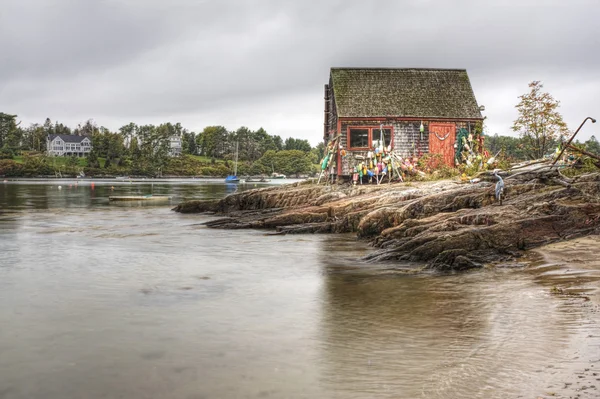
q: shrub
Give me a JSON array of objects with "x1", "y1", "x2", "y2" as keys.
[{"x1": 0, "y1": 159, "x2": 23, "y2": 176}]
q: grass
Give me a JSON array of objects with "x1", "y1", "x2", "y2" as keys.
[
  {"x1": 48, "y1": 157, "x2": 88, "y2": 168},
  {"x1": 12, "y1": 155, "x2": 88, "y2": 167},
  {"x1": 11, "y1": 154, "x2": 222, "y2": 169},
  {"x1": 188, "y1": 155, "x2": 226, "y2": 164}
]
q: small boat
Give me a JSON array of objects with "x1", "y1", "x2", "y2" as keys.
[
  {"x1": 109, "y1": 195, "x2": 172, "y2": 201},
  {"x1": 245, "y1": 177, "x2": 271, "y2": 183},
  {"x1": 115, "y1": 176, "x2": 130, "y2": 180},
  {"x1": 270, "y1": 162, "x2": 286, "y2": 179},
  {"x1": 225, "y1": 142, "x2": 240, "y2": 183}
]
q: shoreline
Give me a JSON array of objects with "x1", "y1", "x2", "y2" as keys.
[{"x1": 174, "y1": 171, "x2": 600, "y2": 272}]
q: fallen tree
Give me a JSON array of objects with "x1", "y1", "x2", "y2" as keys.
[{"x1": 173, "y1": 166, "x2": 600, "y2": 271}]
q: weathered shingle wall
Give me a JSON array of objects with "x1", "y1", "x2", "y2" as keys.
[
  {"x1": 339, "y1": 120, "x2": 476, "y2": 175},
  {"x1": 326, "y1": 82, "x2": 338, "y2": 144},
  {"x1": 340, "y1": 120, "x2": 429, "y2": 175}
]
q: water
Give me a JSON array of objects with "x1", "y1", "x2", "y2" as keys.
[{"x1": 1, "y1": 179, "x2": 599, "y2": 399}]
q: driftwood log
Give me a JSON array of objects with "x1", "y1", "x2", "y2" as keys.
[{"x1": 173, "y1": 170, "x2": 600, "y2": 271}]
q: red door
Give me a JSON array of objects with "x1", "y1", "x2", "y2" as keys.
[{"x1": 429, "y1": 123, "x2": 456, "y2": 167}]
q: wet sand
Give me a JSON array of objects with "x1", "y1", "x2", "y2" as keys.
[{"x1": 530, "y1": 236, "x2": 600, "y2": 399}]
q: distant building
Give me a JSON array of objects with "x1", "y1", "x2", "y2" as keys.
[
  {"x1": 324, "y1": 68, "x2": 483, "y2": 174},
  {"x1": 46, "y1": 134, "x2": 92, "y2": 157},
  {"x1": 169, "y1": 136, "x2": 182, "y2": 157}
]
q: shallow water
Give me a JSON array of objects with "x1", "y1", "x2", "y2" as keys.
[{"x1": 1, "y1": 180, "x2": 598, "y2": 399}]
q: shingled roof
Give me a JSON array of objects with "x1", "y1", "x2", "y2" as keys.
[
  {"x1": 48, "y1": 134, "x2": 90, "y2": 143},
  {"x1": 330, "y1": 68, "x2": 482, "y2": 119}
]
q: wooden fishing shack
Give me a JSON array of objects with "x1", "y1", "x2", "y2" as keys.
[{"x1": 323, "y1": 68, "x2": 484, "y2": 179}]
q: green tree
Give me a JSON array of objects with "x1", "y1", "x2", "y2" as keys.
[
  {"x1": 512, "y1": 81, "x2": 569, "y2": 159},
  {"x1": 486, "y1": 134, "x2": 529, "y2": 161},
  {"x1": 273, "y1": 135, "x2": 284, "y2": 151},
  {"x1": 66, "y1": 155, "x2": 79, "y2": 169},
  {"x1": 254, "y1": 128, "x2": 278, "y2": 155},
  {"x1": 43, "y1": 118, "x2": 54, "y2": 137},
  {"x1": 311, "y1": 142, "x2": 325, "y2": 162},
  {"x1": 74, "y1": 119, "x2": 98, "y2": 136},
  {"x1": 105, "y1": 131, "x2": 126, "y2": 166},
  {"x1": 54, "y1": 122, "x2": 71, "y2": 135},
  {"x1": 584, "y1": 136, "x2": 600, "y2": 155},
  {"x1": 0, "y1": 113, "x2": 21, "y2": 157},
  {"x1": 254, "y1": 150, "x2": 312, "y2": 177},
  {"x1": 198, "y1": 126, "x2": 228, "y2": 158},
  {"x1": 182, "y1": 131, "x2": 197, "y2": 155},
  {"x1": 129, "y1": 136, "x2": 140, "y2": 159},
  {"x1": 118, "y1": 122, "x2": 137, "y2": 155},
  {"x1": 22, "y1": 124, "x2": 46, "y2": 152},
  {"x1": 86, "y1": 149, "x2": 100, "y2": 168},
  {"x1": 284, "y1": 137, "x2": 312, "y2": 152}
]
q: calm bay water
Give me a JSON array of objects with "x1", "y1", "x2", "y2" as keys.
[{"x1": 1, "y1": 179, "x2": 599, "y2": 399}]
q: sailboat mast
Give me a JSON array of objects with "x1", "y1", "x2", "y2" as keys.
[{"x1": 234, "y1": 141, "x2": 239, "y2": 176}]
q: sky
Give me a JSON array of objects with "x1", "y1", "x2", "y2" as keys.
[{"x1": 1, "y1": 0, "x2": 599, "y2": 145}]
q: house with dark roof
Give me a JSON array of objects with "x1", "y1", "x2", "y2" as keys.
[
  {"x1": 47, "y1": 134, "x2": 92, "y2": 157},
  {"x1": 324, "y1": 68, "x2": 483, "y2": 175}
]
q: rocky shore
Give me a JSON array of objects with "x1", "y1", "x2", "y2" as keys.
[{"x1": 173, "y1": 168, "x2": 600, "y2": 271}]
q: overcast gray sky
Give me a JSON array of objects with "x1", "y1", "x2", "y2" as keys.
[{"x1": 1, "y1": 0, "x2": 599, "y2": 144}]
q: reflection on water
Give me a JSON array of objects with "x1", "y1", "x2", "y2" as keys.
[
  {"x1": 0, "y1": 181, "x2": 598, "y2": 399},
  {"x1": 0, "y1": 178, "x2": 284, "y2": 210}
]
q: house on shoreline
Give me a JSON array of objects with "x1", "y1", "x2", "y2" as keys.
[
  {"x1": 323, "y1": 68, "x2": 483, "y2": 176},
  {"x1": 46, "y1": 134, "x2": 92, "y2": 157}
]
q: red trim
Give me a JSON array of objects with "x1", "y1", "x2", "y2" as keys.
[
  {"x1": 336, "y1": 120, "x2": 342, "y2": 175},
  {"x1": 346, "y1": 125, "x2": 393, "y2": 150},
  {"x1": 428, "y1": 122, "x2": 456, "y2": 128},
  {"x1": 346, "y1": 127, "x2": 370, "y2": 150}
]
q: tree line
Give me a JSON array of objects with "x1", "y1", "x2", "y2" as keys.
[
  {"x1": 3, "y1": 80, "x2": 596, "y2": 177},
  {"x1": 0, "y1": 114, "x2": 322, "y2": 177},
  {"x1": 485, "y1": 133, "x2": 600, "y2": 161}
]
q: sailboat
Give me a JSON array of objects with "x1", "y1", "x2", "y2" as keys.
[
  {"x1": 225, "y1": 141, "x2": 240, "y2": 183},
  {"x1": 270, "y1": 161, "x2": 286, "y2": 179}
]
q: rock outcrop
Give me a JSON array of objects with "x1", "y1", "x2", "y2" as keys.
[{"x1": 173, "y1": 170, "x2": 600, "y2": 271}]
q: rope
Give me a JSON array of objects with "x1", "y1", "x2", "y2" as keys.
[{"x1": 432, "y1": 131, "x2": 451, "y2": 141}]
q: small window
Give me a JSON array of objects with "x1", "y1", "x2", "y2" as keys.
[
  {"x1": 347, "y1": 126, "x2": 394, "y2": 150},
  {"x1": 371, "y1": 128, "x2": 392, "y2": 147},
  {"x1": 349, "y1": 128, "x2": 369, "y2": 148}
]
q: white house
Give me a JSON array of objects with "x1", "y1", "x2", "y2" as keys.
[
  {"x1": 169, "y1": 136, "x2": 182, "y2": 157},
  {"x1": 47, "y1": 134, "x2": 92, "y2": 157}
]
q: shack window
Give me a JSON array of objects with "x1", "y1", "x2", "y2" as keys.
[
  {"x1": 347, "y1": 126, "x2": 394, "y2": 150},
  {"x1": 371, "y1": 128, "x2": 392, "y2": 147},
  {"x1": 349, "y1": 128, "x2": 369, "y2": 148}
]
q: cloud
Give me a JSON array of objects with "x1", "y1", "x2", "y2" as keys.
[{"x1": 1, "y1": 0, "x2": 599, "y2": 144}]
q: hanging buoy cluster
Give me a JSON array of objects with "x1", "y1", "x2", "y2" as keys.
[
  {"x1": 350, "y1": 125, "x2": 424, "y2": 185},
  {"x1": 454, "y1": 127, "x2": 492, "y2": 172},
  {"x1": 317, "y1": 134, "x2": 342, "y2": 184}
]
